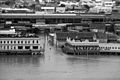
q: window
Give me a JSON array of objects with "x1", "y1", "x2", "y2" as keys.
[
  {"x1": 7, "y1": 46, "x2": 9, "y2": 49},
  {"x1": 11, "y1": 46, "x2": 12, "y2": 49},
  {"x1": 14, "y1": 46, "x2": 16, "y2": 49},
  {"x1": 11, "y1": 41, "x2": 12, "y2": 44},
  {"x1": 7, "y1": 41, "x2": 9, "y2": 44},
  {"x1": 118, "y1": 47, "x2": 120, "y2": 49},
  {"x1": 36, "y1": 40, "x2": 38, "y2": 43},
  {"x1": 25, "y1": 46, "x2": 30, "y2": 49},
  {"x1": 28, "y1": 41, "x2": 30, "y2": 43},
  {"x1": 0, "y1": 41, "x2": 2, "y2": 44},
  {"x1": 4, "y1": 46, "x2": 6, "y2": 49},
  {"x1": 4, "y1": 41, "x2": 6, "y2": 44},
  {"x1": 18, "y1": 46, "x2": 23, "y2": 49},
  {"x1": 109, "y1": 47, "x2": 111, "y2": 49},
  {"x1": 112, "y1": 47, "x2": 114, "y2": 49},
  {"x1": 33, "y1": 40, "x2": 34, "y2": 43},
  {"x1": 115, "y1": 47, "x2": 117, "y2": 49},
  {"x1": 18, "y1": 41, "x2": 20, "y2": 44},
  {"x1": 33, "y1": 46, "x2": 38, "y2": 49},
  {"x1": 21, "y1": 41, "x2": 23, "y2": 44},
  {"x1": 25, "y1": 41, "x2": 27, "y2": 43},
  {"x1": 14, "y1": 41, "x2": 16, "y2": 44},
  {"x1": 0, "y1": 46, "x2": 2, "y2": 49}
]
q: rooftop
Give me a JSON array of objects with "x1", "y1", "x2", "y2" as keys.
[
  {"x1": 0, "y1": 13, "x2": 105, "y2": 18},
  {"x1": 0, "y1": 33, "x2": 39, "y2": 38}
]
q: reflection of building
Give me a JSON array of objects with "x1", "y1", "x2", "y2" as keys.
[{"x1": 0, "y1": 56, "x2": 44, "y2": 65}]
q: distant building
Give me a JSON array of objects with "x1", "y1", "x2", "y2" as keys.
[
  {"x1": 59, "y1": 1, "x2": 79, "y2": 6},
  {"x1": 0, "y1": 0, "x2": 9, "y2": 4},
  {"x1": 45, "y1": 0, "x2": 52, "y2": 3},
  {"x1": 41, "y1": 7, "x2": 55, "y2": 13},
  {"x1": 56, "y1": 7, "x2": 65, "y2": 13},
  {"x1": 80, "y1": 0, "x2": 96, "y2": 7},
  {"x1": 103, "y1": 0, "x2": 115, "y2": 7},
  {"x1": 86, "y1": 0, "x2": 115, "y2": 13}
]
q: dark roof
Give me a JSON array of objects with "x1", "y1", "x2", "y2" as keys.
[
  {"x1": 110, "y1": 13, "x2": 120, "y2": 19},
  {"x1": 95, "y1": 32, "x2": 107, "y2": 39},
  {"x1": 90, "y1": 23, "x2": 106, "y2": 29},
  {"x1": 107, "y1": 33, "x2": 119, "y2": 40},
  {"x1": 56, "y1": 32, "x2": 69, "y2": 38},
  {"x1": 56, "y1": 32, "x2": 94, "y2": 40},
  {"x1": 68, "y1": 32, "x2": 94, "y2": 39}
]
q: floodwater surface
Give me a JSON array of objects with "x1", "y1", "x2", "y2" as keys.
[{"x1": 0, "y1": 37, "x2": 120, "y2": 80}]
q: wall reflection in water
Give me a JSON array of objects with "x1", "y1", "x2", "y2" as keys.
[{"x1": 0, "y1": 55, "x2": 45, "y2": 66}]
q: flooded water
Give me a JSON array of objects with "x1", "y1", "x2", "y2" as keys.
[{"x1": 0, "y1": 36, "x2": 120, "y2": 80}]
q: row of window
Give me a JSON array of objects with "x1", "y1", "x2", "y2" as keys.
[
  {"x1": 0, "y1": 46, "x2": 39, "y2": 50},
  {"x1": 0, "y1": 40, "x2": 39, "y2": 44},
  {"x1": 74, "y1": 46, "x2": 99, "y2": 50},
  {"x1": 67, "y1": 46, "x2": 120, "y2": 50},
  {"x1": 100, "y1": 47, "x2": 120, "y2": 50}
]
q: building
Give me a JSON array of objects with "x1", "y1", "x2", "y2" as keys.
[
  {"x1": 41, "y1": 7, "x2": 55, "y2": 13},
  {"x1": 103, "y1": 0, "x2": 115, "y2": 7},
  {"x1": 0, "y1": 30, "x2": 44, "y2": 55}
]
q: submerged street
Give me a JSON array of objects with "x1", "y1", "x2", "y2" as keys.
[{"x1": 0, "y1": 36, "x2": 120, "y2": 80}]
